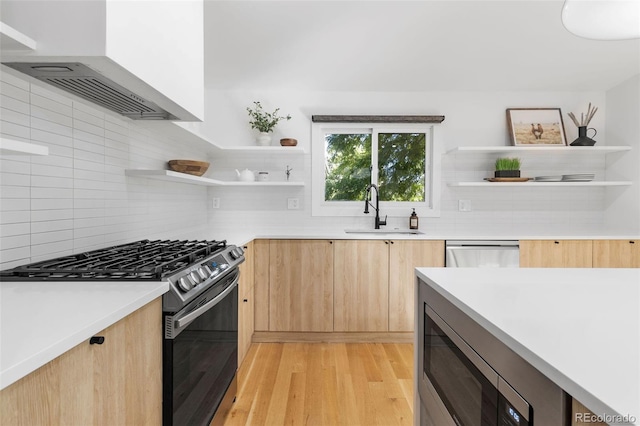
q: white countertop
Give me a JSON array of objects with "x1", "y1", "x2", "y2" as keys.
[
  {"x1": 0, "y1": 281, "x2": 168, "y2": 390},
  {"x1": 416, "y1": 267, "x2": 640, "y2": 424}
]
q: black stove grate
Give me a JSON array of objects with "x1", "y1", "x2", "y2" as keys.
[{"x1": 0, "y1": 239, "x2": 227, "y2": 281}]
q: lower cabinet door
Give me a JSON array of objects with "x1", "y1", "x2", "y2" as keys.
[
  {"x1": 268, "y1": 240, "x2": 334, "y2": 331},
  {"x1": 0, "y1": 298, "x2": 162, "y2": 425},
  {"x1": 334, "y1": 240, "x2": 389, "y2": 332}
]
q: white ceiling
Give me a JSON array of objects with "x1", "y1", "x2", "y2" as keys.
[{"x1": 203, "y1": 0, "x2": 640, "y2": 92}]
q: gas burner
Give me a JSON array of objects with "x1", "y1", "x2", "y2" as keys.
[{"x1": 0, "y1": 239, "x2": 227, "y2": 281}]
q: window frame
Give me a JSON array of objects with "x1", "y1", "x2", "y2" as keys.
[{"x1": 311, "y1": 121, "x2": 441, "y2": 217}]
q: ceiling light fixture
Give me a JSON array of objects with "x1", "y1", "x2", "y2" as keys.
[{"x1": 561, "y1": 0, "x2": 640, "y2": 40}]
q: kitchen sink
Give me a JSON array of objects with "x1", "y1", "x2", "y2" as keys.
[{"x1": 344, "y1": 229, "x2": 424, "y2": 235}]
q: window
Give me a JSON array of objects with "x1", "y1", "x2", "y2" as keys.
[{"x1": 312, "y1": 121, "x2": 441, "y2": 217}]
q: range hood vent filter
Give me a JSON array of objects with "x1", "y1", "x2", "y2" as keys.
[{"x1": 3, "y1": 62, "x2": 176, "y2": 120}]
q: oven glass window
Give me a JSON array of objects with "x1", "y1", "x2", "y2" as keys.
[
  {"x1": 166, "y1": 284, "x2": 238, "y2": 425},
  {"x1": 424, "y1": 312, "x2": 497, "y2": 425}
]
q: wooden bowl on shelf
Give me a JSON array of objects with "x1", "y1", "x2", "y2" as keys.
[
  {"x1": 167, "y1": 160, "x2": 210, "y2": 177},
  {"x1": 280, "y1": 138, "x2": 298, "y2": 147}
]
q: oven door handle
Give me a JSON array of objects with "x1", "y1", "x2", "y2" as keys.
[{"x1": 176, "y1": 272, "x2": 239, "y2": 329}]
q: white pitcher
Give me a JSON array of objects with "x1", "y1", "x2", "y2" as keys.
[{"x1": 235, "y1": 169, "x2": 255, "y2": 182}]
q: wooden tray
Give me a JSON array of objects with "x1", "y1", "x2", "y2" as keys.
[{"x1": 484, "y1": 177, "x2": 531, "y2": 182}]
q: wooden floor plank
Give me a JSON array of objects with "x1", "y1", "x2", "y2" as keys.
[{"x1": 224, "y1": 343, "x2": 414, "y2": 426}]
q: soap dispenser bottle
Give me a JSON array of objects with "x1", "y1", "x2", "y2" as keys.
[{"x1": 409, "y1": 208, "x2": 419, "y2": 229}]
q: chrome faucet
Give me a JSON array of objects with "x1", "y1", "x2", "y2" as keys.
[{"x1": 364, "y1": 184, "x2": 387, "y2": 229}]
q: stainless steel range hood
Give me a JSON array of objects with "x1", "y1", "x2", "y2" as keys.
[{"x1": 3, "y1": 62, "x2": 177, "y2": 120}]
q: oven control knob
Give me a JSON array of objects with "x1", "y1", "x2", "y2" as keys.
[
  {"x1": 189, "y1": 271, "x2": 202, "y2": 284},
  {"x1": 203, "y1": 265, "x2": 213, "y2": 276},
  {"x1": 197, "y1": 268, "x2": 208, "y2": 280},
  {"x1": 229, "y1": 247, "x2": 243, "y2": 259},
  {"x1": 177, "y1": 276, "x2": 193, "y2": 292}
]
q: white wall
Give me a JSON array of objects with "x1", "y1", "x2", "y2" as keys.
[
  {"x1": 0, "y1": 69, "x2": 209, "y2": 270},
  {"x1": 200, "y1": 89, "x2": 630, "y2": 237},
  {"x1": 604, "y1": 75, "x2": 640, "y2": 234}
]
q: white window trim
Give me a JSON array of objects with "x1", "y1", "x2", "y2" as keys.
[{"x1": 311, "y1": 122, "x2": 441, "y2": 217}]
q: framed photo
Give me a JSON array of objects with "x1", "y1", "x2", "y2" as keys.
[{"x1": 506, "y1": 108, "x2": 567, "y2": 146}]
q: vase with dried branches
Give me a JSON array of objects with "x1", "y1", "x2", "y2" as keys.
[{"x1": 567, "y1": 103, "x2": 598, "y2": 146}]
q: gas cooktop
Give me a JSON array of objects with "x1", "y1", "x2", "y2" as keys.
[{"x1": 0, "y1": 239, "x2": 227, "y2": 281}]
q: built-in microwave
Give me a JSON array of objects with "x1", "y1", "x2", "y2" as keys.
[
  {"x1": 416, "y1": 277, "x2": 568, "y2": 426},
  {"x1": 423, "y1": 305, "x2": 530, "y2": 425}
]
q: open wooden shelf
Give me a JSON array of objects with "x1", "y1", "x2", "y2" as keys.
[
  {"x1": 446, "y1": 146, "x2": 631, "y2": 155},
  {"x1": 125, "y1": 169, "x2": 304, "y2": 187},
  {"x1": 449, "y1": 181, "x2": 632, "y2": 187}
]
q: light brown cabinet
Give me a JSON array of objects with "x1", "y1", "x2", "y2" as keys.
[
  {"x1": 0, "y1": 298, "x2": 162, "y2": 426},
  {"x1": 238, "y1": 241, "x2": 255, "y2": 366},
  {"x1": 593, "y1": 240, "x2": 639, "y2": 268},
  {"x1": 254, "y1": 239, "x2": 445, "y2": 335},
  {"x1": 388, "y1": 240, "x2": 445, "y2": 331},
  {"x1": 268, "y1": 239, "x2": 334, "y2": 331},
  {"x1": 334, "y1": 240, "x2": 390, "y2": 332},
  {"x1": 520, "y1": 240, "x2": 593, "y2": 268}
]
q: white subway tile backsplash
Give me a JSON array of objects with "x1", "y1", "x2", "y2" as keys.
[
  {"x1": 73, "y1": 108, "x2": 105, "y2": 127},
  {"x1": 73, "y1": 158, "x2": 105, "y2": 172},
  {"x1": 1, "y1": 106, "x2": 30, "y2": 127},
  {"x1": 0, "y1": 210, "x2": 30, "y2": 224},
  {"x1": 0, "y1": 246, "x2": 31, "y2": 264},
  {"x1": 0, "y1": 222, "x2": 30, "y2": 237},
  {"x1": 1, "y1": 94, "x2": 30, "y2": 115},
  {"x1": 0, "y1": 186, "x2": 30, "y2": 199},
  {"x1": 31, "y1": 163, "x2": 74, "y2": 178},
  {"x1": 31, "y1": 116, "x2": 73, "y2": 138},
  {"x1": 30, "y1": 175, "x2": 74, "y2": 189},
  {"x1": 31, "y1": 105, "x2": 73, "y2": 127},
  {"x1": 0, "y1": 81, "x2": 29, "y2": 102},
  {"x1": 31, "y1": 187, "x2": 73, "y2": 199},
  {"x1": 31, "y1": 219, "x2": 73, "y2": 234},
  {"x1": 30, "y1": 83, "x2": 73, "y2": 106},
  {"x1": 31, "y1": 230, "x2": 73, "y2": 245},
  {"x1": 30, "y1": 93, "x2": 73, "y2": 117},
  {"x1": 1, "y1": 172, "x2": 30, "y2": 186},
  {"x1": 31, "y1": 129, "x2": 73, "y2": 148},
  {"x1": 0, "y1": 199, "x2": 30, "y2": 211},
  {"x1": 31, "y1": 209, "x2": 73, "y2": 222},
  {"x1": 31, "y1": 198, "x2": 74, "y2": 210},
  {"x1": 1, "y1": 234, "x2": 30, "y2": 250},
  {"x1": 73, "y1": 101, "x2": 104, "y2": 119},
  {"x1": 0, "y1": 120, "x2": 30, "y2": 139},
  {"x1": 30, "y1": 240, "x2": 74, "y2": 258}
]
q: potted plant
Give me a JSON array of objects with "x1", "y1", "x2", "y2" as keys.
[
  {"x1": 494, "y1": 157, "x2": 521, "y2": 178},
  {"x1": 246, "y1": 101, "x2": 291, "y2": 146}
]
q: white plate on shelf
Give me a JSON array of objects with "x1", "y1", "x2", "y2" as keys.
[
  {"x1": 562, "y1": 173, "x2": 594, "y2": 182},
  {"x1": 534, "y1": 176, "x2": 562, "y2": 182}
]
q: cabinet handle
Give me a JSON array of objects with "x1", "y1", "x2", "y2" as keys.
[
  {"x1": 243, "y1": 299, "x2": 248, "y2": 303},
  {"x1": 243, "y1": 246, "x2": 248, "y2": 249},
  {"x1": 89, "y1": 336, "x2": 105, "y2": 345},
  {"x1": 631, "y1": 241, "x2": 635, "y2": 244},
  {"x1": 389, "y1": 241, "x2": 394, "y2": 244},
  {"x1": 384, "y1": 241, "x2": 389, "y2": 245},
  {"x1": 554, "y1": 241, "x2": 560, "y2": 244},
  {"x1": 329, "y1": 241, "x2": 333, "y2": 244}
]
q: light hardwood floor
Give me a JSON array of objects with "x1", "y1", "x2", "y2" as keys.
[{"x1": 224, "y1": 343, "x2": 414, "y2": 426}]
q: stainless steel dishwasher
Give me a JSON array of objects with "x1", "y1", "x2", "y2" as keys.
[{"x1": 445, "y1": 240, "x2": 520, "y2": 267}]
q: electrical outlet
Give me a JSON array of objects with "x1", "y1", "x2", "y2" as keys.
[
  {"x1": 287, "y1": 198, "x2": 299, "y2": 210},
  {"x1": 458, "y1": 199, "x2": 471, "y2": 212},
  {"x1": 212, "y1": 198, "x2": 220, "y2": 209}
]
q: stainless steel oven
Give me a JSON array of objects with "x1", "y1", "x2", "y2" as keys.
[
  {"x1": 417, "y1": 277, "x2": 568, "y2": 426},
  {"x1": 163, "y1": 268, "x2": 239, "y2": 426},
  {"x1": 0, "y1": 239, "x2": 245, "y2": 426}
]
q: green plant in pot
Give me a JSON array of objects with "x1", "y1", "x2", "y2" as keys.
[
  {"x1": 494, "y1": 157, "x2": 521, "y2": 178},
  {"x1": 246, "y1": 101, "x2": 291, "y2": 146}
]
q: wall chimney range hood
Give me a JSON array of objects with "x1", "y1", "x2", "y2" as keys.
[{"x1": 4, "y1": 62, "x2": 176, "y2": 120}]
